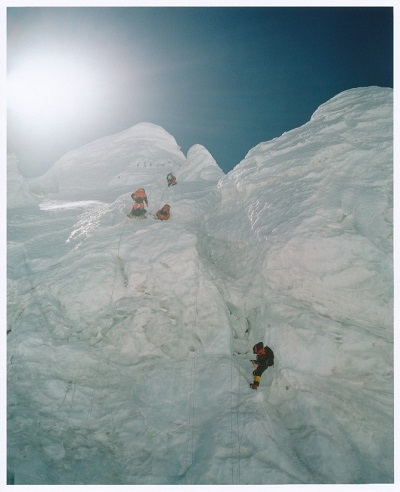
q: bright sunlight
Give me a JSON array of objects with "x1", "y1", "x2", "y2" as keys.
[{"x1": 8, "y1": 51, "x2": 100, "y2": 133}]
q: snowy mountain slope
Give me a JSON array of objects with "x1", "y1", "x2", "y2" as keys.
[
  {"x1": 201, "y1": 86, "x2": 393, "y2": 482},
  {"x1": 7, "y1": 87, "x2": 393, "y2": 485}
]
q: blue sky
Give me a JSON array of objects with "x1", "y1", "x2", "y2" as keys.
[{"x1": 7, "y1": 6, "x2": 393, "y2": 176}]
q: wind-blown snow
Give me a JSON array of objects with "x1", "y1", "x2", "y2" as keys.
[{"x1": 7, "y1": 87, "x2": 393, "y2": 485}]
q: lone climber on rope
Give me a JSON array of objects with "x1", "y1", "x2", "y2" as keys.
[
  {"x1": 250, "y1": 342, "x2": 274, "y2": 389},
  {"x1": 156, "y1": 204, "x2": 171, "y2": 221},
  {"x1": 166, "y1": 173, "x2": 177, "y2": 187},
  {"x1": 128, "y1": 188, "x2": 148, "y2": 218}
]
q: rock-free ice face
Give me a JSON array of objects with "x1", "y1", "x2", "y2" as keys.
[{"x1": 7, "y1": 87, "x2": 393, "y2": 485}]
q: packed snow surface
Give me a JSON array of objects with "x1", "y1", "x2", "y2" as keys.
[{"x1": 7, "y1": 87, "x2": 393, "y2": 485}]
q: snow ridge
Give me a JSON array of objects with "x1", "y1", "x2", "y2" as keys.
[{"x1": 29, "y1": 122, "x2": 187, "y2": 193}]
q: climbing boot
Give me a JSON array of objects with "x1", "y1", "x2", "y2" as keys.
[{"x1": 250, "y1": 375, "x2": 261, "y2": 389}]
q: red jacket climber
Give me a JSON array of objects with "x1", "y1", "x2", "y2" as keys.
[{"x1": 156, "y1": 204, "x2": 171, "y2": 221}]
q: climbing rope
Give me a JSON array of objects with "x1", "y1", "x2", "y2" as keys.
[
  {"x1": 185, "y1": 353, "x2": 196, "y2": 483},
  {"x1": 92, "y1": 211, "x2": 129, "y2": 346},
  {"x1": 86, "y1": 213, "x2": 129, "y2": 429},
  {"x1": 109, "y1": 216, "x2": 128, "y2": 307},
  {"x1": 150, "y1": 181, "x2": 173, "y2": 219},
  {"x1": 184, "y1": 251, "x2": 201, "y2": 483},
  {"x1": 183, "y1": 245, "x2": 248, "y2": 485},
  {"x1": 196, "y1": 250, "x2": 250, "y2": 484},
  {"x1": 225, "y1": 276, "x2": 242, "y2": 486}
]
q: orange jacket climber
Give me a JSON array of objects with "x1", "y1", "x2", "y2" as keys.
[
  {"x1": 156, "y1": 204, "x2": 171, "y2": 221},
  {"x1": 128, "y1": 188, "x2": 148, "y2": 217}
]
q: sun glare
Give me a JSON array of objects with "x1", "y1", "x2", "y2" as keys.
[{"x1": 8, "y1": 52, "x2": 100, "y2": 132}]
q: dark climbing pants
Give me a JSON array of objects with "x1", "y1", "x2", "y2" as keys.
[{"x1": 253, "y1": 363, "x2": 267, "y2": 378}]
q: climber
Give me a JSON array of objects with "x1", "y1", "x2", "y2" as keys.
[
  {"x1": 166, "y1": 173, "x2": 177, "y2": 187},
  {"x1": 250, "y1": 342, "x2": 274, "y2": 389},
  {"x1": 128, "y1": 188, "x2": 148, "y2": 218},
  {"x1": 156, "y1": 204, "x2": 171, "y2": 221}
]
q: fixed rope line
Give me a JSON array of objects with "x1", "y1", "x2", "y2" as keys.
[
  {"x1": 188, "y1": 248, "x2": 245, "y2": 484},
  {"x1": 92, "y1": 216, "x2": 129, "y2": 346},
  {"x1": 109, "y1": 217, "x2": 128, "y2": 307},
  {"x1": 226, "y1": 275, "x2": 241, "y2": 486},
  {"x1": 152, "y1": 180, "x2": 170, "y2": 218},
  {"x1": 158, "y1": 185, "x2": 168, "y2": 208},
  {"x1": 216, "y1": 267, "x2": 238, "y2": 484},
  {"x1": 151, "y1": 182, "x2": 172, "y2": 219},
  {"x1": 200, "y1": 254, "x2": 245, "y2": 484},
  {"x1": 189, "y1": 252, "x2": 201, "y2": 481},
  {"x1": 86, "y1": 215, "x2": 128, "y2": 427},
  {"x1": 184, "y1": 249, "x2": 202, "y2": 483},
  {"x1": 187, "y1": 354, "x2": 196, "y2": 483}
]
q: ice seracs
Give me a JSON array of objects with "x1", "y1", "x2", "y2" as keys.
[
  {"x1": 7, "y1": 87, "x2": 393, "y2": 484},
  {"x1": 182, "y1": 144, "x2": 224, "y2": 182}
]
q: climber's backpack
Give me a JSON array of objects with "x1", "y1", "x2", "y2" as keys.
[{"x1": 264, "y1": 345, "x2": 274, "y2": 367}]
